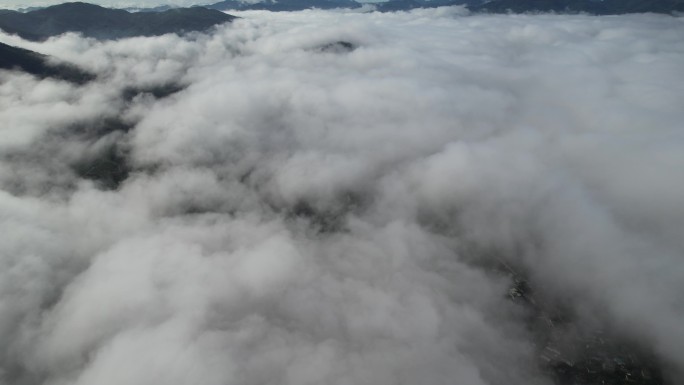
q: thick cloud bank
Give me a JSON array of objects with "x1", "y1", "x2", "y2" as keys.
[{"x1": 2, "y1": 8, "x2": 684, "y2": 385}]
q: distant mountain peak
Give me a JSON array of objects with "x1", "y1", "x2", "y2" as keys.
[
  {"x1": 469, "y1": 0, "x2": 684, "y2": 14},
  {"x1": 0, "y1": 3, "x2": 237, "y2": 41}
]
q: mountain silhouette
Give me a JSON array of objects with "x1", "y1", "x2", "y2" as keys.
[
  {"x1": 0, "y1": 41, "x2": 94, "y2": 83},
  {"x1": 207, "y1": 0, "x2": 684, "y2": 13},
  {"x1": 0, "y1": 2, "x2": 236, "y2": 41},
  {"x1": 469, "y1": 0, "x2": 684, "y2": 14},
  {"x1": 207, "y1": 0, "x2": 363, "y2": 11}
]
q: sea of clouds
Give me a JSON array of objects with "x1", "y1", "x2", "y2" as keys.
[{"x1": 1, "y1": 8, "x2": 684, "y2": 385}]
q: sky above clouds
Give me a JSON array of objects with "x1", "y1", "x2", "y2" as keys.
[{"x1": 1, "y1": 8, "x2": 684, "y2": 385}]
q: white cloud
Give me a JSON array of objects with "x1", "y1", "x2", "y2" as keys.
[{"x1": 1, "y1": 8, "x2": 684, "y2": 384}]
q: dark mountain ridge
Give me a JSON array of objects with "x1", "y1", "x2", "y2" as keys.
[
  {"x1": 0, "y1": 2, "x2": 236, "y2": 41},
  {"x1": 0, "y1": 41, "x2": 94, "y2": 83},
  {"x1": 469, "y1": 0, "x2": 684, "y2": 14},
  {"x1": 205, "y1": 0, "x2": 474, "y2": 11},
  {"x1": 372, "y1": 0, "x2": 475, "y2": 12},
  {"x1": 206, "y1": 0, "x2": 364, "y2": 11},
  {"x1": 205, "y1": 0, "x2": 684, "y2": 13},
  {"x1": 4, "y1": 0, "x2": 683, "y2": 16}
]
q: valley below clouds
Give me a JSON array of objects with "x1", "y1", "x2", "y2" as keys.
[{"x1": 1, "y1": 8, "x2": 684, "y2": 385}]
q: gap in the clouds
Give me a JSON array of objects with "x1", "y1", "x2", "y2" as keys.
[
  {"x1": 67, "y1": 84, "x2": 185, "y2": 191},
  {"x1": 67, "y1": 117, "x2": 134, "y2": 140},
  {"x1": 286, "y1": 192, "x2": 366, "y2": 234},
  {"x1": 1, "y1": 363, "x2": 47, "y2": 385},
  {"x1": 71, "y1": 141, "x2": 130, "y2": 190},
  {"x1": 63, "y1": 117, "x2": 134, "y2": 190},
  {"x1": 459, "y1": 243, "x2": 667, "y2": 385},
  {"x1": 0, "y1": 118, "x2": 134, "y2": 195},
  {"x1": 121, "y1": 82, "x2": 187, "y2": 102},
  {"x1": 509, "y1": 271, "x2": 665, "y2": 385},
  {"x1": 314, "y1": 40, "x2": 357, "y2": 54}
]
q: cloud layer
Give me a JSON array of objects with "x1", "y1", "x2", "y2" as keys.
[{"x1": 2, "y1": 8, "x2": 684, "y2": 385}]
